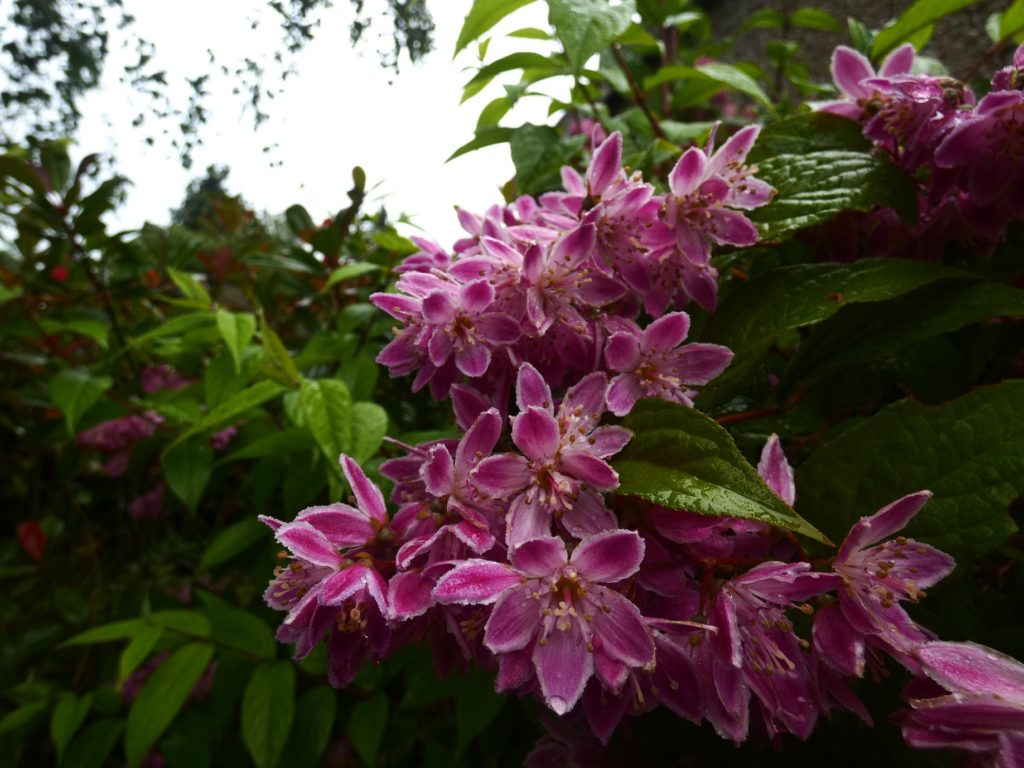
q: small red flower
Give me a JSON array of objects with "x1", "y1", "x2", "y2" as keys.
[
  {"x1": 17, "y1": 520, "x2": 47, "y2": 562},
  {"x1": 50, "y1": 265, "x2": 69, "y2": 283}
]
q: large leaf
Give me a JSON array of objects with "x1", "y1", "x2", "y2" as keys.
[
  {"x1": 510, "y1": 124, "x2": 585, "y2": 195},
  {"x1": 209, "y1": 609, "x2": 275, "y2": 661},
  {"x1": 747, "y1": 113, "x2": 916, "y2": 239},
  {"x1": 351, "y1": 402, "x2": 388, "y2": 463},
  {"x1": 198, "y1": 517, "x2": 267, "y2": 570},
  {"x1": 262, "y1": 325, "x2": 301, "y2": 387},
  {"x1": 455, "y1": 671, "x2": 505, "y2": 758},
  {"x1": 50, "y1": 692, "x2": 93, "y2": 764},
  {"x1": 547, "y1": 0, "x2": 636, "y2": 73},
  {"x1": 171, "y1": 379, "x2": 288, "y2": 449},
  {"x1": 613, "y1": 399, "x2": 828, "y2": 542},
  {"x1": 162, "y1": 441, "x2": 213, "y2": 513},
  {"x1": 125, "y1": 642, "x2": 215, "y2": 767},
  {"x1": 455, "y1": 0, "x2": 536, "y2": 55},
  {"x1": 50, "y1": 369, "x2": 112, "y2": 433},
  {"x1": 871, "y1": 0, "x2": 977, "y2": 58},
  {"x1": 166, "y1": 267, "x2": 211, "y2": 309},
  {"x1": 347, "y1": 693, "x2": 388, "y2": 767},
  {"x1": 219, "y1": 427, "x2": 314, "y2": 463},
  {"x1": 695, "y1": 62, "x2": 772, "y2": 110},
  {"x1": 216, "y1": 309, "x2": 257, "y2": 374},
  {"x1": 699, "y1": 260, "x2": 974, "y2": 405},
  {"x1": 282, "y1": 686, "x2": 337, "y2": 768},
  {"x1": 63, "y1": 718, "x2": 123, "y2": 768},
  {"x1": 242, "y1": 661, "x2": 296, "y2": 768},
  {"x1": 796, "y1": 382, "x2": 1023, "y2": 560},
  {"x1": 118, "y1": 624, "x2": 163, "y2": 684},
  {"x1": 781, "y1": 280, "x2": 1024, "y2": 392},
  {"x1": 300, "y1": 378, "x2": 353, "y2": 470}
]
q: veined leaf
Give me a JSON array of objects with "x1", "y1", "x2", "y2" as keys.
[
  {"x1": 216, "y1": 309, "x2": 257, "y2": 374},
  {"x1": 162, "y1": 440, "x2": 213, "y2": 513},
  {"x1": 50, "y1": 369, "x2": 112, "y2": 434},
  {"x1": 242, "y1": 661, "x2": 296, "y2": 768},
  {"x1": 300, "y1": 378, "x2": 353, "y2": 472},
  {"x1": 547, "y1": 0, "x2": 636, "y2": 73}
]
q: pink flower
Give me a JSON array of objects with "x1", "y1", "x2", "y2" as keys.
[
  {"x1": 604, "y1": 311, "x2": 733, "y2": 416},
  {"x1": 819, "y1": 44, "x2": 916, "y2": 120},
  {"x1": 130, "y1": 483, "x2": 167, "y2": 520},
  {"x1": 209, "y1": 425, "x2": 238, "y2": 452},
  {"x1": 813, "y1": 492, "x2": 955, "y2": 677},
  {"x1": 140, "y1": 364, "x2": 191, "y2": 393},
  {"x1": 472, "y1": 364, "x2": 631, "y2": 546},
  {"x1": 433, "y1": 529, "x2": 654, "y2": 715},
  {"x1": 901, "y1": 641, "x2": 1024, "y2": 764}
]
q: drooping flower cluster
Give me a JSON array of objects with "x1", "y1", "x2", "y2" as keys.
[
  {"x1": 371, "y1": 128, "x2": 758, "y2": 406},
  {"x1": 817, "y1": 43, "x2": 1024, "y2": 259}
]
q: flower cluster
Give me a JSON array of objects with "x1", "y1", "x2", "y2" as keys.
[{"x1": 818, "y1": 43, "x2": 1024, "y2": 259}]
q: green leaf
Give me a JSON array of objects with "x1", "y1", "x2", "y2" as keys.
[
  {"x1": 128, "y1": 312, "x2": 213, "y2": 350},
  {"x1": 167, "y1": 267, "x2": 211, "y2": 308},
  {"x1": 510, "y1": 124, "x2": 585, "y2": 195},
  {"x1": 281, "y1": 687, "x2": 337, "y2": 768},
  {"x1": 242, "y1": 661, "x2": 296, "y2": 768},
  {"x1": 456, "y1": 0, "x2": 536, "y2": 55},
  {"x1": 63, "y1": 619, "x2": 143, "y2": 646},
  {"x1": 285, "y1": 204, "x2": 315, "y2": 237},
  {"x1": 0, "y1": 700, "x2": 48, "y2": 735},
  {"x1": 220, "y1": 427, "x2": 314, "y2": 463},
  {"x1": 790, "y1": 7, "x2": 842, "y2": 33},
  {"x1": 747, "y1": 113, "x2": 917, "y2": 239},
  {"x1": 50, "y1": 692, "x2": 93, "y2": 764},
  {"x1": 351, "y1": 402, "x2": 388, "y2": 463},
  {"x1": 198, "y1": 517, "x2": 267, "y2": 570},
  {"x1": 371, "y1": 230, "x2": 418, "y2": 256},
  {"x1": 455, "y1": 671, "x2": 505, "y2": 758},
  {"x1": 547, "y1": 0, "x2": 636, "y2": 73},
  {"x1": 613, "y1": 399, "x2": 829, "y2": 542},
  {"x1": 262, "y1": 325, "x2": 301, "y2": 387},
  {"x1": 300, "y1": 378, "x2": 353, "y2": 470},
  {"x1": 699, "y1": 260, "x2": 973, "y2": 405},
  {"x1": 0, "y1": 282, "x2": 22, "y2": 304},
  {"x1": 448, "y1": 126, "x2": 516, "y2": 162},
  {"x1": 796, "y1": 382, "x2": 1024, "y2": 560},
  {"x1": 781, "y1": 280, "x2": 1024, "y2": 392},
  {"x1": 173, "y1": 379, "x2": 288, "y2": 448},
  {"x1": 125, "y1": 642, "x2": 215, "y2": 767},
  {"x1": 118, "y1": 624, "x2": 163, "y2": 684},
  {"x1": 463, "y1": 52, "x2": 561, "y2": 94},
  {"x1": 695, "y1": 62, "x2": 773, "y2": 109},
  {"x1": 162, "y1": 441, "x2": 213, "y2": 512},
  {"x1": 508, "y1": 26, "x2": 551, "y2": 39},
  {"x1": 871, "y1": 0, "x2": 977, "y2": 58},
  {"x1": 216, "y1": 309, "x2": 257, "y2": 375},
  {"x1": 347, "y1": 693, "x2": 388, "y2": 767},
  {"x1": 50, "y1": 369, "x2": 112, "y2": 434},
  {"x1": 63, "y1": 718, "x2": 123, "y2": 768},
  {"x1": 1002, "y1": 0, "x2": 1024, "y2": 39},
  {"x1": 323, "y1": 262, "x2": 381, "y2": 291},
  {"x1": 147, "y1": 609, "x2": 211, "y2": 637},
  {"x1": 209, "y1": 609, "x2": 275, "y2": 661},
  {"x1": 39, "y1": 317, "x2": 110, "y2": 348}
]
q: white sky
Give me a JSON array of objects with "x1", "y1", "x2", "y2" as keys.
[{"x1": 75, "y1": 0, "x2": 566, "y2": 245}]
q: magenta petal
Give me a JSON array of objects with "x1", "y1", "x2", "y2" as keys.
[
  {"x1": 571, "y1": 529, "x2": 644, "y2": 583},
  {"x1": 708, "y1": 125, "x2": 760, "y2": 175},
  {"x1": 427, "y1": 329, "x2": 454, "y2": 368},
  {"x1": 516, "y1": 362, "x2": 553, "y2": 412},
  {"x1": 507, "y1": 494, "x2": 554, "y2": 547},
  {"x1": 455, "y1": 407, "x2": 502, "y2": 470},
  {"x1": 588, "y1": 586, "x2": 654, "y2": 667},
  {"x1": 496, "y1": 649, "x2": 534, "y2": 692},
  {"x1": 534, "y1": 619, "x2": 593, "y2": 715},
  {"x1": 460, "y1": 279, "x2": 495, "y2": 313},
  {"x1": 918, "y1": 642, "x2": 1024, "y2": 704},
  {"x1": 455, "y1": 341, "x2": 491, "y2": 377},
  {"x1": 553, "y1": 223, "x2": 597, "y2": 270},
  {"x1": 510, "y1": 536, "x2": 567, "y2": 577},
  {"x1": 477, "y1": 314, "x2": 521, "y2": 344},
  {"x1": 433, "y1": 559, "x2": 522, "y2": 605},
  {"x1": 472, "y1": 453, "x2": 532, "y2": 496},
  {"x1": 420, "y1": 444, "x2": 455, "y2": 497},
  {"x1": 756, "y1": 434, "x2": 795, "y2": 507},
  {"x1": 563, "y1": 373, "x2": 609, "y2": 426},
  {"x1": 727, "y1": 177, "x2": 775, "y2": 209},
  {"x1": 642, "y1": 311, "x2": 690, "y2": 352},
  {"x1": 258, "y1": 514, "x2": 284, "y2": 532},
  {"x1": 831, "y1": 45, "x2": 874, "y2": 99},
  {"x1": 652, "y1": 634, "x2": 701, "y2": 722},
  {"x1": 604, "y1": 332, "x2": 642, "y2": 372},
  {"x1": 294, "y1": 504, "x2": 374, "y2": 548},
  {"x1": 675, "y1": 343, "x2": 733, "y2": 384},
  {"x1": 451, "y1": 385, "x2": 491, "y2": 430},
  {"x1": 606, "y1": 374, "x2": 643, "y2": 417},
  {"x1": 422, "y1": 291, "x2": 456, "y2": 323},
  {"x1": 485, "y1": 584, "x2": 543, "y2": 652},
  {"x1": 277, "y1": 521, "x2": 341, "y2": 568},
  {"x1": 559, "y1": 451, "x2": 618, "y2": 490},
  {"x1": 587, "y1": 131, "x2": 623, "y2": 198},
  {"x1": 838, "y1": 491, "x2": 933, "y2": 558},
  {"x1": 588, "y1": 425, "x2": 633, "y2": 458},
  {"x1": 669, "y1": 147, "x2": 707, "y2": 197},
  {"x1": 561, "y1": 488, "x2": 617, "y2": 539},
  {"x1": 319, "y1": 565, "x2": 370, "y2": 606},
  {"x1": 340, "y1": 454, "x2": 388, "y2": 523},
  {"x1": 512, "y1": 406, "x2": 561, "y2": 461},
  {"x1": 579, "y1": 275, "x2": 626, "y2": 306},
  {"x1": 813, "y1": 602, "x2": 865, "y2": 678},
  {"x1": 708, "y1": 208, "x2": 759, "y2": 246},
  {"x1": 388, "y1": 570, "x2": 435, "y2": 620},
  {"x1": 880, "y1": 43, "x2": 915, "y2": 76}
]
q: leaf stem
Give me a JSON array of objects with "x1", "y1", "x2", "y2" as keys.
[{"x1": 611, "y1": 43, "x2": 666, "y2": 140}]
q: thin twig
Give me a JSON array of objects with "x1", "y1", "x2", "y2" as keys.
[{"x1": 611, "y1": 43, "x2": 666, "y2": 140}]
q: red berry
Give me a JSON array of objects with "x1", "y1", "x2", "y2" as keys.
[
  {"x1": 17, "y1": 520, "x2": 47, "y2": 562},
  {"x1": 50, "y1": 265, "x2": 69, "y2": 283}
]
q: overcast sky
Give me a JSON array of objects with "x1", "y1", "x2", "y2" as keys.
[{"x1": 75, "y1": 0, "x2": 565, "y2": 246}]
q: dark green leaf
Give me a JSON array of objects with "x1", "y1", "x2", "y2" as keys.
[
  {"x1": 209, "y1": 609, "x2": 275, "y2": 661},
  {"x1": 63, "y1": 619, "x2": 143, "y2": 646},
  {"x1": 50, "y1": 369, "x2": 112, "y2": 434},
  {"x1": 280, "y1": 686, "x2": 337, "y2": 768},
  {"x1": 198, "y1": 517, "x2": 267, "y2": 570},
  {"x1": 220, "y1": 427, "x2": 314, "y2": 463},
  {"x1": 173, "y1": 379, "x2": 288, "y2": 448},
  {"x1": 613, "y1": 399, "x2": 828, "y2": 542},
  {"x1": 796, "y1": 382, "x2": 1024, "y2": 559},
  {"x1": 162, "y1": 441, "x2": 213, "y2": 512},
  {"x1": 0, "y1": 700, "x2": 48, "y2": 735},
  {"x1": 455, "y1": 0, "x2": 536, "y2": 55},
  {"x1": 547, "y1": 0, "x2": 637, "y2": 73},
  {"x1": 347, "y1": 693, "x2": 388, "y2": 767},
  {"x1": 323, "y1": 262, "x2": 381, "y2": 291},
  {"x1": 455, "y1": 671, "x2": 505, "y2": 758},
  {"x1": 699, "y1": 260, "x2": 973, "y2": 405},
  {"x1": 262, "y1": 326, "x2": 301, "y2": 387},
  {"x1": 125, "y1": 642, "x2": 215, "y2": 767},
  {"x1": 216, "y1": 309, "x2": 257, "y2": 374},
  {"x1": 118, "y1": 624, "x2": 163, "y2": 684},
  {"x1": 285, "y1": 204, "x2": 315, "y2": 237},
  {"x1": 748, "y1": 113, "x2": 917, "y2": 239},
  {"x1": 510, "y1": 124, "x2": 585, "y2": 195},
  {"x1": 448, "y1": 126, "x2": 516, "y2": 162},
  {"x1": 128, "y1": 312, "x2": 213, "y2": 350},
  {"x1": 242, "y1": 661, "x2": 296, "y2": 768},
  {"x1": 63, "y1": 718, "x2": 123, "y2": 768},
  {"x1": 300, "y1": 378, "x2": 353, "y2": 471},
  {"x1": 871, "y1": 0, "x2": 977, "y2": 57},
  {"x1": 50, "y1": 692, "x2": 93, "y2": 764}
]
